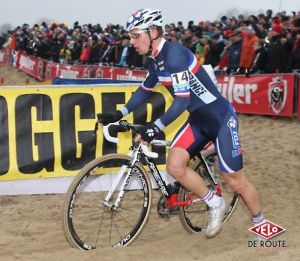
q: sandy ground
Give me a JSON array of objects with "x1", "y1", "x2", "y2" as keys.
[
  {"x1": 0, "y1": 65, "x2": 38, "y2": 86},
  {"x1": 0, "y1": 114, "x2": 299, "y2": 261},
  {"x1": 1, "y1": 66, "x2": 300, "y2": 261}
]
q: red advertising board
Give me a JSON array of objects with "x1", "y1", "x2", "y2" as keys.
[
  {"x1": 7, "y1": 50, "x2": 297, "y2": 118},
  {"x1": 44, "y1": 63, "x2": 145, "y2": 80},
  {"x1": 111, "y1": 67, "x2": 147, "y2": 81},
  {"x1": 93, "y1": 65, "x2": 147, "y2": 81},
  {"x1": 17, "y1": 51, "x2": 44, "y2": 80},
  {"x1": 298, "y1": 75, "x2": 300, "y2": 120},
  {"x1": 0, "y1": 48, "x2": 10, "y2": 65},
  {"x1": 217, "y1": 74, "x2": 294, "y2": 117},
  {"x1": 44, "y1": 62, "x2": 91, "y2": 79},
  {"x1": 45, "y1": 62, "x2": 60, "y2": 79},
  {"x1": 94, "y1": 65, "x2": 113, "y2": 79}
]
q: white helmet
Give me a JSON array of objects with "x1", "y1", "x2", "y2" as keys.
[{"x1": 126, "y1": 8, "x2": 163, "y2": 31}]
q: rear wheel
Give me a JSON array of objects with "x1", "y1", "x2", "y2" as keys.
[
  {"x1": 63, "y1": 154, "x2": 152, "y2": 249},
  {"x1": 179, "y1": 149, "x2": 239, "y2": 233}
]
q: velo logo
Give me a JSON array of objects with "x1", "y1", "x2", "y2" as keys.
[{"x1": 249, "y1": 220, "x2": 286, "y2": 240}]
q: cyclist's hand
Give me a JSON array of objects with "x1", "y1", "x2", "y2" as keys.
[
  {"x1": 137, "y1": 123, "x2": 161, "y2": 143},
  {"x1": 97, "y1": 110, "x2": 123, "y2": 125}
]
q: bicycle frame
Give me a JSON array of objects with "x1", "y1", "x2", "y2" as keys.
[
  {"x1": 103, "y1": 141, "x2": 220, "y2": 212},
  {"x1": 99, "y1": 121, "x2": 220, "y2": 211}
]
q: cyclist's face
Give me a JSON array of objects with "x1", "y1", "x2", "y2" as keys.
[{"x1": 129, "y1": 29, "x2": 150, "y2": 55}]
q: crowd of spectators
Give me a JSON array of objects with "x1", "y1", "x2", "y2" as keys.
[{"x1": 1, "y1": 9, "x2": 300, "y2": 75}]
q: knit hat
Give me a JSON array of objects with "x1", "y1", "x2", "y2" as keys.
[{"x1": 271, "y1": 19, "x2": 283, "y2": 34}]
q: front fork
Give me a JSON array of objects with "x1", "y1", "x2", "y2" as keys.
[{"x1": 103, "y1": 146, "x2": 141, "y2": 210}]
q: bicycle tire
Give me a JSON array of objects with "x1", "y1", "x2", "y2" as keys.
[
  {"x1": 179, "y1": 148, "x2": 239, "y2": 233},
  {"x1": 63, "y1": 153, "x2": 152, "y2": 250}
]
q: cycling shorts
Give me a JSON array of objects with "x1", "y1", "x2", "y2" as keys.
[{"x1": 171, "y1": 105, "x2": 243, "y2": 173}]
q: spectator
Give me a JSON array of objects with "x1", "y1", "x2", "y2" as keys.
[
  {"x1": 36, "y1": 37, "x2": 50, "y2": 60},
  {"x1": 227, "y1": 31, "x2": 242, "y2": 75},
  {"x1": 50, "y1": 38, "x2": 63, "y2": 63},
  {"x1": 266, "y1": 19, "x2": 288, "y2": 73},
  {"x1": 72, "y1": 40, "x2": 83, "y2": 64},
  {"x1": 89, "y1": 34, "x2": 101, "y2": 64},
  {"x1": 182, "y1": 28, "x2": 193, "y2": 50},
  {"x1": 239, "y1": 25, "x2": 259, "y2": 73},
  {"x1": 200, "y1": 34, "x2": 212, "y2": 64},
  {"x1": 79, "y1": 40, "x2": 91, "y2": 64},
  {"x1": 0, "y1": 33, "x2": 6, "y2": 48},
  {"x1": 246, "y1": 39, "x2": 268, "y2": 76},
  {"x1": 99, "y1": 37, "x2": 116, "y2": 64},
  {"x1": 206, "y1": 33, "x2": 225, "y2": 68},
  {"x1": 116, "y1": 35, "x2": 130, "y2": 67},
  {"x1": 59, "y1": 42, "x2": 72, "y2": 64},
  {"x1": 288, "y1": 31, "x2": 300, "y2": 70},
  {"x1": 190, "y1": 31, "x2": 203, "y2": 63},
  {"x1": 1, "y1": 9, "x2": 300, "y2": 72}
]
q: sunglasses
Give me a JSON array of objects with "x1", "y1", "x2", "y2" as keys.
[{"x1": 129, "y1": 30, "x2": 147, "y2": 39}]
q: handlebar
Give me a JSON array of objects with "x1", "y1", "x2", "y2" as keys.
[{"x1": 99, "y1": 120, "x2": 171, "y2": 159}]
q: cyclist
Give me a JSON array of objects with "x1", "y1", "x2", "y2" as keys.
[{"x1": 98, "y1": 9, "x2": 264, "y2": 238}]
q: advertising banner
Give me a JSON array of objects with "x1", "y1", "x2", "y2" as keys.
[
  {"x1": 0, "y1": 48, "x2": 10, "y2": 65},
  {"x1": 298, "y1": 75, "x2": 300, "y2": 121},
  {"x1": 17, "y1": 51, "x2": 45, "y2": 80},
  {"x1": 0, "y1": 84, "x2": 187, "y2": 181},
  {"x1": 217, "y1": 74, "x2": 295, "y2": 117},
  {"x1": 44, "y1": 62, "x2": 91, "y2": 79},
  {"x1": 43, "y1": 62, "x2": 147, "y2": 81}
]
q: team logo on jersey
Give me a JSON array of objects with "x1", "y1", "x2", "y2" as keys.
[
  {"x1": 268, "y1": 77, "x2": 287, "y2": 114},
  {"x1": 227, "y1": 116, "x2": 242, "y2": 157}
]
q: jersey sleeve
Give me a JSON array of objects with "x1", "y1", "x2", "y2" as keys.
[{"x1": 121, "y1": 66, "x2": 159, "y2": 115}]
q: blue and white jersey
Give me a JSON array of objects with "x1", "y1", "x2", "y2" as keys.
[
  {"x1": 123, "y1": 38, "x2": 230, "y2": 129},
  {"x1": 122, "y1": 39, "x2": 243, "y2": 172}
]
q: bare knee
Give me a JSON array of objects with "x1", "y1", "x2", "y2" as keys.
[
  {"x1": 166, "y1": 162, "x2": 186, "y2": 180},
  {"x1": 166, "y1": 148, "x2": 190, "y2": 180}
]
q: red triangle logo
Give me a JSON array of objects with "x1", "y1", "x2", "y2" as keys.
[{"x1": 248, "y1": 220, "x2": 286, "y2": 240}]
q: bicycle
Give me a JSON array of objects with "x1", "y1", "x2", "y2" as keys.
[{"x1": 62, "y1": 119, "x2": 239, "y2": 250}]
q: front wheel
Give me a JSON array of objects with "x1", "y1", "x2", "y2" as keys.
[
  {"x1": 63, "y1": 154, "x2": 152, "y2": 250},
  {"x1": 179, "y1": 149, "x2": 239, "y2": 233}
]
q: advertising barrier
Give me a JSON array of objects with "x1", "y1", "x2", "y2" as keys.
[
  {"x1": 0, "y1": 48, "x2": 10, "y2": 65},
  {"x1": 297, "y1": 73, "x2": 300, "y2": 121},
  {"x1": 2, "y1": 48, "x2": 297, "y2": 118},
  {"x1": 0, "y1": 84, "x2": 187, "y2": 182},
  {"x1": 16, "y1": 51, "x2": 45, "y2": 80},
  {"x1": 51, "y1": 77, "x2": 142, "y2": 85},
  {"x1": 217, "y1": 74, "x2": 295, "y2": 117}
]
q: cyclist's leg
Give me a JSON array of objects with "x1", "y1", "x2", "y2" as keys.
[
  {"x1": 215, "y1": 111, "x2": 263, "y2": 222},
  {"x1": 221, "y1": 170, "x2": 262, "y2": 216},
  {"x1": 170, "y1": 121, "x2": 228, "y2": 237},
  {"x1": 167, "y1": 147, "x2": 209, "y2": 197},
  {"x1": 167, "y1": 121, "x2": 210, "y2": 198}
]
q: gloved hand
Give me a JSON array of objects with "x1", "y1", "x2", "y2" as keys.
[
  {"x1": 138, "y1": 123, "x2": 161, "y2": 143},
  {"x1": 97, "y1": 110, "x2": 123, "y2": 125}
]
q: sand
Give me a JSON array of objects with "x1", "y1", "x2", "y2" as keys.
[
  {"x1": 0, "y1": 65, "x2": 39, "y2": 86},
  {"x1": 0, "y1": 114, "x2": 299, "y2": 261}
]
